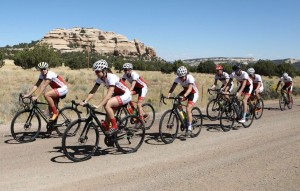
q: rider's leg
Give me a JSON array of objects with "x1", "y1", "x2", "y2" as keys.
[
  {"x1": 104, "y1": 97, "x2": 121, "y2": 130},
  {"x1": 242, "y1": 94, "x2": 250, "y2": 119},
  {"x1": 186, "y1": 103, "x2": 193, "y2": 131},
  {"x1": 44, "y1": 89, "x2": 59, "y2": 120}
]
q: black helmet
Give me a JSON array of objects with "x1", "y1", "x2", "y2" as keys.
[{"x1": 232, "y1": 64, "x2": 241, "y2": 71}]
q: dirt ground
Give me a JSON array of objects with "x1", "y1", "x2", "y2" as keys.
[{"x1": 0, "y1": 99, "x2": 299, "y2": 191}]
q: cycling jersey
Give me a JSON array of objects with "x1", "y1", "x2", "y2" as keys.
[
  {"x1": 215, "y1": 71, "x2": 234, "y2": 92},
  {"x1": 39, "y1": 71, "x2": 68, "y2": 97},
  {"x1": 280, "y1": 76, "x2": 293, "y2": 93},
  {"x1": 96, "y1": 73, "x2": 131, "y2": 95},
  {"x1": 39, "y1": 71, "x2": 67, "y2": 89},
  {"x1": 230, "y1": 71, "x2": 253, "y2": 95},
  {"x1": 174, "y1": 74, "x2": 198, "y2": 94},
  {"x1": 250, "y1": 74, "x2": 264, "y2": 92},
  {"x1": 122, "y1": 71, "x2": 147, "y2": 89}
]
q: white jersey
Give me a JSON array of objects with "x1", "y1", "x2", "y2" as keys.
[
  {"x1": 96, "y1": 73, "x2": 130, "y2": 95},
  {"x1": 230, "y1": 71, "x2": 253, "y2": 86},
  {"x1": 250, "y1": 74, "x2": 263, "y2": 89},
  {"x1": 122, "y1": 71, "x2": 147, "y2": 88},
  {"x1": 39, "y1": 71, "x2": 67, "y2": 89},
  {"x1": 215, "y1": 71, "x2": 233, "y2": 86},
  {"x1": 174, "y1": 74, "x2": 198, "y2": 94},
  {"x1": 280, "y1": 76, "x2": 293, "y2": 84}
]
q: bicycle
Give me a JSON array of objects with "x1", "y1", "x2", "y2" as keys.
[
  {"x1": 249, "y1": 93, "x2": 264, "y2": 119},
  {"x1": 62, "y1": 101, "x2": 145, "y2": 162},
  {"x1": 279, "y1": 90, "x2": 293, "y2": 111},
  {"x1": 219, "y1": 93, "x2": 254, "y2": 132},
  {"x1": 11, "y1": 94, "x2": 81, "y2": 143},
  {"x1": 115, "y1": 102, "x2": 155, "y2": 130},
  {"x1": 206, "y1": 89, "x2": 227, "y2": 120},
  {"x1": 158, "y1": 94, "x2": 203, "y2": 144}
]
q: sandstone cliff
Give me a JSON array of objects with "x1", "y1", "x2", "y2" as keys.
[{"x1": 40, "y1": 27, "x2": 156, "y2": 59}]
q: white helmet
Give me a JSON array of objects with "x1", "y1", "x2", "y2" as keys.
[
  {"x1": 176, "y1": 66, "x2": 188, "y2": 77},
  {"x1": 282, "y1": 73, "x2": 288, "y2": 79},
  {"x1": 93, "y1": 59, "x2": 108, "y2": 71},
  {"x1": 247, "y1": 68, "x2": 255, "y2": 75},
  {"x1": 37, "y1": 62, "x2": 49, "y2": 69},
  {"x1": 122, "y1": 63, "x2": 133, "y2": 70}
]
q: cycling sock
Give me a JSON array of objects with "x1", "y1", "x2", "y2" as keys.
[
  {"x1": 51, "y1": 105, "x2": 58, "y2": 115},
  {"x1": 110, "y1": 118, "x2": 117, "y2": 129},
  {"x1": 243, "y1": 113, "x2": 246, "y2": 119},
  {"x1": 187, "y1": 122, "x2": 192, "y2": 130}
]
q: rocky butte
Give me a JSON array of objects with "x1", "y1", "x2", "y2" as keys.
[{"x1": 40, "y1": 27, "x2": 156, "y2": 59}]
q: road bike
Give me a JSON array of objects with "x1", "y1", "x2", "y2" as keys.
[
  {"x1": 115, "y1": 102, "x2": 155, "y2": 130},
  {"x1": 249, "y1": 93, "x2": 264, "y2": 119},
  {"x1": 206, "y1": 89, "x2": 227, "y2": 120},
  {"x1": 158, "y1": 94, "x2": 203, "y2": 144},
  {"x1": 11, "y1": 95, "x2": 81, "y2": 143},
  {"x1": 279, "y1": 90, "x2": 293, "y2": 111},
  {"x1": 62, "y1": 101, "x2": 145, "y2": 162},
  {"x1": 219, "y1": 93, "x2": 254, "y2": 132}
]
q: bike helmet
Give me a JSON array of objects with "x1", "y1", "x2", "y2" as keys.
[
  {"x1": 93, "y1": 59, "x2": 108, "y2": 71},
  {"x1": 247, "y1": 68, "x2": 255, "y2": 75},
  {"x1": 122, "y1": 63, "x2": 133, "y2": 70},
  {"x1": 232, "y1": 64, "x2": 241, "y2": 71},
  {"x1": 215, "y1": 65, "x2": 223, "y2": 70},
  {"x1": 176, "y1": 66, "x2": 188, "y2": 77},
  {"x1": 37, "y1": 62, "x2": 49, "y2": 69},
  {"x1": 282, "y1": 72, "x2": 288, "y2": 79}
]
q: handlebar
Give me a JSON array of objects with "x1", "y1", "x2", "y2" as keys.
[
  {"x1": 71, "y1": 100, "x2": 106, "y2": 116},
  {"x1": 160, "y1": 94, "x2": 184, "y2": 105}
]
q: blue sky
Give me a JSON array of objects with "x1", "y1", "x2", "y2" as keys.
[{"x1": 0, "y1": 0, "x2": 299, "y2": 61}]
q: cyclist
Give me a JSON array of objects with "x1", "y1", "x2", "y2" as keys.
[
  {"x1": 81, "y1": 59, "x2": 132, "y2": 134},
  {"x1": 276, "y1": 73, "x2": 293, "y2": 103},
  {"x1": 225, "y1": 64, "x2": 253, "y2": 123},
  {"x1": 23, "y1": 62, "x2": 68, "y2": 122},
  {"x1": 167, "y1": 66, "x2": 199, "y2": 136},
  {"x1": 121, "y1": 62, "x2": 148, "y2": 120},
  {"x1": 247, "y1": 68, "x2": 264, "y2": 108},
  {"x1": 209, "y1": 65, "x2": 233, "y2": 93}
]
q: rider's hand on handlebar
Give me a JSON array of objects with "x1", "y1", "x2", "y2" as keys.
[
  {"x1": 32, "y1": 96, "x2": 38, "y2": 101},
  {"x1": 167, "y1": 93, "x2": 171, "y2": 98},
  {"x1": 80, "y1": 100, "x2": 87, "y2": 106}
]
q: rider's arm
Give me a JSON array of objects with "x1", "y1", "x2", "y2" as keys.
[
  {"x1": 223, "y1": 78, "x2": 233, "y2": 92},
  {"x1": 130, "y1": 80, "x2": 137, "y2": 91},
  {"x1": 33, "y1": 79, "x2": 51, "y2": 99},
  {"x1": 24, "y1": 79, "x2": 43, "y2": 97},
  {"x1": 237, "y1": 79, "x2": 247, "y2": 95},
  {"x1": 210, "y1": 80, "x2": 218, "y2": 90},
  {"x1": 168, "y1": 82, "x2": 177, "y2": 98},
  {"x1": 255, "y1": 82, "x2": 262, "y2": 93},
  {"x1": 275, "y1": 81, "x2": 281, "y2": 91},
  {"x1": 83, "y1": 83, "x2": 100, "y2": 104},
  {"x1": 183, "y1": 83, "x2": 193, "y2": 98},
  {"x1": 95, "y1": 86, "x2": 114, "y2": 108}
]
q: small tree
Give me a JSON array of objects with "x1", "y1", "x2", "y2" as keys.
[{"x1": 197, "y1": 60, "x2": 215, "y2": 74}]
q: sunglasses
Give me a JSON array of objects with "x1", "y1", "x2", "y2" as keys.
[
  {"x1": 40, "y1": 68, "x2": 47, "y2": 71},
  {"x1": 95, "y1": 70, "x2": 101, "y2": 74},
  {"x1": 123, "y1": 69, "x2": 129, "y2": 72}
]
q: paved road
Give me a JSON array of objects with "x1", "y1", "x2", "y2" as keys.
[{"x1": 0, "y1": 100, "x2": 299, "y2": 191}]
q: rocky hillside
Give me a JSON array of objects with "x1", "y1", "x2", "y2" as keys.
[{"x1": 40, "y1": 27, "x2": 156, "y2": 59}]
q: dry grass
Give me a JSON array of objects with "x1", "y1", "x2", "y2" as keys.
[{"x1": 0, "y1": 59, "x2": 299, "y2": 125}]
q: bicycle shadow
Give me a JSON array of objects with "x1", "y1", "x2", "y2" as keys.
[
  {"x1": 144, "y1": 132, "x2": 165, "y2": 145},
  {"x1": 49, "y1": 145, "x2": 123, "y2": 163},
  {"x1": 4, "y1": 131, "x2": 63, "y2": 144}
]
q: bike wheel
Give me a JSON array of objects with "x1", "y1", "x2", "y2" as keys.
[
  {"x1": 141, "y1": 103, "x2": 155, "y2": 130},
  {"x1": 287, "y1": 95, "x2": 293, "y2": 109},
  {"x1": 62, "y1": 119, "x2": 99, "y2": 162},
  {"x1": 206, "y1": 99, "x2": 221, "y2": 121},
  {"x1": 115, "y1": 107, "x2": 129, "y2": 127},
  {"x1": 190, "y1": 107, "x2": 203, "y2": 138},
  {"x1": 220, "y1": 106, "x2": 235, "y2": 132},
  {"x1": 114, "y1": 115, "x2": 145, "y2": 153},
  {"x1": 254, "y1": 98, "x2": 264, "y2": 119},
  {"x1": 11, "y1": 109, "x2": 41, "y2": 143},
  {"x1": 242, "y1": 103, "x2": 254, "y2": 128},
  {"x1": 55, "y1": 106, "x2": 81, "y2": 136},
  {"x1": 159, "y1": 109, "x2": 179, "y2": 144},
  {"x1": 279, "y1": 95, "x2": 286, "y2": 111}
]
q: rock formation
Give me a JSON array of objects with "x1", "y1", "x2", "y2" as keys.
[{"x1": 40, "y1": 27, "x2": 156, "y2": 59}]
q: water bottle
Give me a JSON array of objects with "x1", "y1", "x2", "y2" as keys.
[
  {"x1": 179, "y1": 110, "x2": 185, "y2": 120},
  {"x1": 133, "y1": 108, "x2": 138, "y2": 115},
  {"x1": 127, "y1": 104, "x2": 133, "y2": 114}
]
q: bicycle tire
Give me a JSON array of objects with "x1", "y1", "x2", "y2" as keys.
[
  {"x1": 159, "y1": 109, "x2": 179, "y2": 144},
  {"x1": 279, "y1": 95, "x2": 286, "y2": 111},
  {"x1": 287, "y1": 95, "x2": 293, "y2": 109},
  {"x1": 190, "y1": 107, "x2": 203, "y2": 138},
  {"x1": 254, "y1": 98, "x2": 264, "y2": 119},
  {"x1": 55, "y1": 106, "x2": 81, "y2": 136},
  {"x1": 242, "y1": 102, "x2": 254, "y2": 128},
  {"x1": 62, "y1": 119, "x2": 99, "y2": 162},
  {"x1": 220, "y1": 106, "x2": 235, "y2": 132},
  {"x1": 141, "y1": 103, "x2": 155, "y2": 130},
  {"x1": 114, "y1": 115, "x2": 145, "y2": 153},
  {"x1": 11, "y1": 109, "x2": 41, "y2": 143},
  {"x1": 206, "y1": 99, "x2": 221, "y2": 121},
  {"x1": 115, "y1": 107, "x2": 129, "y2": 126}
]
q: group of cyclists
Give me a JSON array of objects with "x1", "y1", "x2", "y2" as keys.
[{"x1": 22, "y1": 59, "x2": 294, "y2": 135}]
